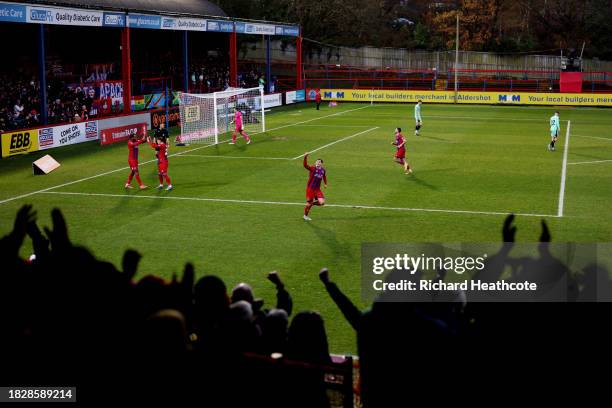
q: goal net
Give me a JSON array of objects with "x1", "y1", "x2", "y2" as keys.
[{"x1": 178, "y1": 86, "x2": 265, "y2": 144}]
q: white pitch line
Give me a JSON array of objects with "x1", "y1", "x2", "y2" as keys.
[
  {"x1": 557, "y1": 120, "x2": 571, "y2": 217},
  {"x1": 0, "y1": 140, "x2": 229, "y2": 205},
  {"x1": 41, "y1": 191, "x2": 556, "y2": 218},
  {"x1": 292, "y1": 127, "x2": 379, "y2": 160},
  {"x1": 257, "y1": 105, "x2": 371, "y2": 134},
  {"x1": 568, "y1": 159, "x2": 612, "y2": 165},
  {"x1": 176, "y1": 154, "x2": 291, "y2": 160},
  {"x1": 0, "y1": 105, "x2": 372, "y2": 206},
  {"x1": 572, "y1": 134, "x2": 612, "y2": 142},
  {"x1": 299, "y1": 124, "x2": 373, "y2": 128}
]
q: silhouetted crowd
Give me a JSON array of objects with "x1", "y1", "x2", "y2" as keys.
[{"x1": 1, "y1": 206, "x2": 610, "y2": 406}]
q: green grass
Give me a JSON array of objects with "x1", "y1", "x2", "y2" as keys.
[{"x1": 1, "y1": 102, "x2": 612, "y2": 353}]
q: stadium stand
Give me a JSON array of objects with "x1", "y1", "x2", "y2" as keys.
[{"x1": 2, "y1": 205, "x2": 610, "y2": 406}]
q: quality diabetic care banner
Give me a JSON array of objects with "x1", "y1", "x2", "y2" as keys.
[{"x1": 320, "y1": 89, "x2": 612, "y2": 107}]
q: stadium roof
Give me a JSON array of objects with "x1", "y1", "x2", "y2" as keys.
[{"x1": 23, "y1": 0, "x2": 228, "y2": 17}]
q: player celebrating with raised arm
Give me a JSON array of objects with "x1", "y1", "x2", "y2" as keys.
[
  {"x1": 303, "y1": 153, "x2": 327, "y2": 221},
  {"x1": 125, "y1": 132, "x2": 147, "y2": 189},
  {"x1": 147, "y1": 133, "x2": 173, "y2": 191},
  {"x1": 548, "y1": 111, "x2": 560, "y2": 151},
  {"x1": 229, "y1": 109, "x2": 251, "y2": 145},
  {"x1": 414, "y1": 100, "x2": 423, "y2": 135},
  {"x1": 392, "y1": 127, "x2": 412, "y2": 174}
]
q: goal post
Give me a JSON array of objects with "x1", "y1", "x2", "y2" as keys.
[{"x1": 178, "y1": 86, "x2": 265, "y2": 145}]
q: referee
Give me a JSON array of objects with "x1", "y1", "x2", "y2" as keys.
[{"x1": 155, "y1": 122, "x2": 169, "y2": 142}]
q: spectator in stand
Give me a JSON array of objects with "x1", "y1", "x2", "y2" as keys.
[{"x1": 13, "y1": 99, "x2": 24, "y2": 119}]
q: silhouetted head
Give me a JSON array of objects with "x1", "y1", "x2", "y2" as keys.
[
  {"x1": 287, "y1": 311, "x2": 331, "y2": 365},
  {"x1": 231, "y1": 283, "x2": 254, "y2": 304},
  {"x1": 262, "y1": 308, "x2": 289, "y2": 354},
  {"x1": 229, "y1": 300, "x2": 253, "y2": 323},
  {"x1": 142, "y1": 309, "x2": 190, "y2": 354},
  {"x1": 194, "y1": 275, "x2": 229, "y2": 312}
]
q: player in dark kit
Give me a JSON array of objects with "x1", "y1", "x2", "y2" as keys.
[
  {"x1": 303, "y1": 153, "x2": 327, "y2": 221},
  {"x1": 125, "y1": 133, "x2": 147, "y2": 189},
  {"x1": 155, "y1": 122, "x2": 169, "y2": 141},
  {"x1": 147, "y1": 133, "x2": 173, "y2": 191},
  {"x1": 392, "y1": 127, "x2": 412, "y2": 174}
]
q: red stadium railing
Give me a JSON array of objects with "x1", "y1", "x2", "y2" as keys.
[{"x1": 304, "y1": 65, "x2": 612, "y2": 93}]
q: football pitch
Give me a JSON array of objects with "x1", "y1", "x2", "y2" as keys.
[{"x1": 1, "y1": 102, "x2": 611, "y2": 353}]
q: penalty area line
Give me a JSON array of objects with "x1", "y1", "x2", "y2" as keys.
[
  {"x1": 41, "y1": 191, "x2": 557, "y2": 218},
  {"x1": 292, "y1": 127, "x2": 379, "y2": 160},
  {"x1": 176, "y1": 155, "x2": 292, "y2": 160},
  {"x1": 0, "y1": 140, "x2": 230, "y2": 206},
  {"x1": 567, "y1": 159, "x2": 612, "y2": 165},
  {"x1": 0, "y1": 105, "x2": 373, "y2": 207}
]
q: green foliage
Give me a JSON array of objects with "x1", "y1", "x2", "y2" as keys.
[{"x1": 216, "y1": 0, "x2": 612, "y2": 58}]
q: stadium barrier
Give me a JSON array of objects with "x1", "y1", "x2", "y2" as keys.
[
  {"x1": 0, "y1": 92, "x2": 308, "y2": 158},
  {"x1": 316, "y1": 88, "x2": 612, "y2": 107},
  {"x1": 304, "y1": 67, "x2": 612, "y2": 93},
  {"x1": 1, "y1": 112, "x2": 151, "y2": 158},
  {"x1": 285, "y1": 89, "x2": 306, "y2": 104},
  {"x1": 100, "y1": 123, "x2": 148, "y2": 146}
]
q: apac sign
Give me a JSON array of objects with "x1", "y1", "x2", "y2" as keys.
[{"x1": 319, "y1": 89, "x2": 612, "y2": 107}]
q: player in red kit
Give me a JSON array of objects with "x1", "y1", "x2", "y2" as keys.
[
  {"x1": 392, "y1": 127, "x2": 412, "y2": 174},
  {"x1": 303, "y1": 153, "x2": 327, "y2": 221},
  {"x1": 147, "y1": 133, "x2": 173, "y2": 191},
  {"x1": 125, "y1": 133, "x2": 147, "y2": 189}
]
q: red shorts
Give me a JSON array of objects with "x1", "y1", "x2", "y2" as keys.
[
  {"x1": 235, "y1": 127, "x2": 243, "y2": 133},
  {"x1": 158, "y1": 161, "x2": 168, "y2": 173},
  {"x1": 128, "y1": 159, "x2": 139, "y2": 171},
  {"x1": 395, "y1": 148, "x2": 406, "y2": 159},
  {"x1": 306, "y1": 188, "x2": 324, "y2": 201}
]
